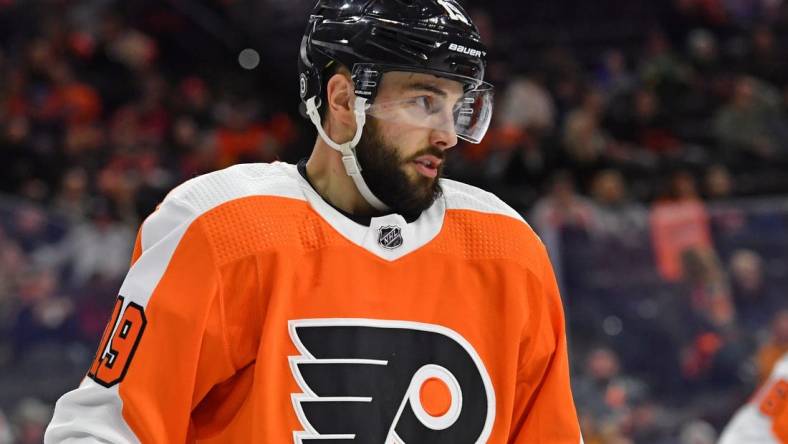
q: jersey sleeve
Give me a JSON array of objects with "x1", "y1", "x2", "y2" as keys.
[
  {"x1": 45, "y1": 197, "x2": 237, "y2": 443},
  {"x1": 508, "y1": 241, "x2": 583, "y2": 444},
  {"x1": 719, "y1": 367, "x2": 788, "y2": 444}
]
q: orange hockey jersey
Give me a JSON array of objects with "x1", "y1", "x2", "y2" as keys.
[
  {"x1": 45, "y1": 162, "x2": 582, "y2": 443},
  {"x1": 719, "y1": 352, "x2": 788, "y2": 444}
]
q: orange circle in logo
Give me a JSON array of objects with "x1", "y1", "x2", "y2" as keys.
[{"x1": 419, "y1": 377, "x2": 452, "y2": 417}]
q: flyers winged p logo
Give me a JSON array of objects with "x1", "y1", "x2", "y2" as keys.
[{"x1": 288, "y1": 319, "x2": 495, "y2": 443}]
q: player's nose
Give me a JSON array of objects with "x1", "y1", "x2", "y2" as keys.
[{"x1": 429, "y1": 120, "x2": 459, "y2": 150}]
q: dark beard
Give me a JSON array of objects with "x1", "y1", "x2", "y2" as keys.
[{"x1": 355, "y1": 118, "x2": 444, "y2": 218}]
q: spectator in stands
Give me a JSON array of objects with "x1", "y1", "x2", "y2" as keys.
[
  {"x1": 579, "y1": 416, "x2": 632, "y2": 444},
  {"x1": 472, "y1": 75, "x2": 556, "y2": 189},
  {"x1": 604, "y1": 86, "x2": 675, "y2": 169},
  {"x1": 53, "y1": 168, "x2": 90, "y2": 222},
  {"x1": 174, "y1": 76, "x2": 214, "y2": 129},
  {"x1": 627, "y1": 398, "x2": 675, "y2": 444},
  {"x1": 531, "y1": 173, "x2": 595, "y2": 227},
  {"x1": 531, "y1": 171, "x2": 599, "y2": 284},
  {"x1": 11, "y1": 398, "x2": 50, "y2": 444},
  {"x1": 686, "y1": 28, "x2": 720, "y2": 78},
  {"x1": 164, "y1": 112, "x2": 217, "y2": 187},
  {"x1": 0, "y1": 116, "x2": 51, "y2": 198},
  {"x1": 0, "y1": 236, "x2": 26, "y2": 334},
  {"x1": 108, "y1": 73, "x2": 170, "y2": 152},
  {"x1": 0, "y1": 409, "x2": 11, "y2": 444},
  {"x1": 713, "y1": 76, "x2": 787, "y2": 163},
  {"x1": 703, "y1": 164, "x2": 734, "y2": 201},
  {"x1": 679, "y1": 246, "x2": 752, "y2": 398},
  {"x1": 729, "y1": 249, "x2": 783, "y2": 334},
  {"x1": 678, "y1": 247, "x2": 750, "y2": 395},
  {"x1": 213, "y1": 99, "x2": 279, "y2": 168},
  {"x1": 572, "y1": 346, "x2": 648, "y2": 442},
  {"x1": 595, "y1": 49, "x2": 636, "y2": 97},
  {"x1": 9, "y1": 267, "x2": 77, "y2": 358},
  {"x1": 542, "y1": 45, "x2": 584, "y2": 119},
  {"x1": 97, "y1": 13, "x2": 157, "y2": 73},
  {"x1": 622, "y1": 87, "x2": 682, "y2": 156},
  {"x1": 639, "y1": 30, "x2": 692, "y2": 112},
  {"x1": 742, "y1": 25, "x2": 788, "y2": 86},
  {"x1": 650, "y1": 171, "x2": 715, "y2": 282},
  {"x1": 680, "y1": 28, "x2": 724, "y2": 126},
  {"x1": 47, "y1": 62, "x2": 101, "y2": 127},
  {"x1": 562, "y1": 88, "x2": 610, "y2": 169},
  {"x1": 589, "y1": 169, "x2": 648, "y2": 245},
  {"x1": 679, "y1": 246, "x2": 734, "y2": 330},
  {"x1": 132, "y1": 72, "x2": 170, "y2": 145},
  {"x1": 755, "y1": 309, "x2": 788, "y2": 384},
  {"x1": 11, "y1": 205, "x2": 63, "y2": 254},
  {"x1": 173, "y1": 124, "x2": 220, "y2": 180},
  {"x1": 36, "y1": 199, "x2": 134, "y2": 286},
  {"x1": 72, "y1": 273, "x2": 122, "y2": 346},
  {"x1": 677, "y1": 419, "x2": 717, "y2": 444},
  {"x1": 665, "y1": 0, "x2": 729, "y2": 41},
  {"x1": 498, "y1": 75, "x2": 556, "y2": 134}
]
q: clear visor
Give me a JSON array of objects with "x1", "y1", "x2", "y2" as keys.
[{"x1": 354, "y1": 65, "x2": 494, "y2": 144}]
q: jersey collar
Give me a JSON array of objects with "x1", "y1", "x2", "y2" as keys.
[{"x1": 286, "y1": 162, "x2": 446, "y2": 261}]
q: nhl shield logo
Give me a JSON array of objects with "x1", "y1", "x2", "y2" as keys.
[{"x1": 378, "y1": 225, "x2": 403, "y2": 250}]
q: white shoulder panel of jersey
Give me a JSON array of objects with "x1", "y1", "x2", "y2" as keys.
[
  {"x1": 718, "y1": 403, "x2": 777, "y2": 444},
  {"x1": 718, "y1": 352, "x2": 788, "y2": 444},
  {"x1": 48, "y1": 163, "x2": 306, "y2": 443},
  {"x1": 441, "y1": 179, "x2": 526, "y2": 224},
  {"x1": 164, "y1": 162, "x2": 305, "y2": 216},
  {"x1": 772, "y1": 352, "x2": 788, "y2": 379}
]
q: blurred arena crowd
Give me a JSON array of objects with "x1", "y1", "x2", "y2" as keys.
[{"x1": 1, "y1": 0, "x2": 788, "y2": 442}]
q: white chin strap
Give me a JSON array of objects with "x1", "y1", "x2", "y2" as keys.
[{"x1": 305, "y1": 96, "x2": 390, "y2": 212}]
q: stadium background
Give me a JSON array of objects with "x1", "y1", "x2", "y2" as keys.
[{"x1": 1, "y1": 0, "x2": 787, "y2": 442}]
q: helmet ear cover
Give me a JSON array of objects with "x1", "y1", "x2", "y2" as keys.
[{"x1": 298, "y1": 22, "x2": 325, "y2": 117}]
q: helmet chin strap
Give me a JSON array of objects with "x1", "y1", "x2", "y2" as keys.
[{"x1": 305, "y1": 96, "x2": 391, "y2": 212}]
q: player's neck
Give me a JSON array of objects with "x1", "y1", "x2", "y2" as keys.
[{"x1": 305, "y1": 140, "x2": 379, "y2": 217}]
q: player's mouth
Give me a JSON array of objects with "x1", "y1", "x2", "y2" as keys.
[{"x1": 411, "y1": 155, "x2": 442, "y2": 178}]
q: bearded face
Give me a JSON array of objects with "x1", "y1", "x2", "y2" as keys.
[{"x1": 355, "y1": 117, "x2": 445, "y2": 218}]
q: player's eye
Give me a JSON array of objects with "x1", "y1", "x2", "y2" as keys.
[{"x1": 413, "y1": 96, "x2": 438, "y2": 114}]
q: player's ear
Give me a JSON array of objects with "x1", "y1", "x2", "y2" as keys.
[{"x1": 325, "y1": 70, "x2": 356, "y2": 130}]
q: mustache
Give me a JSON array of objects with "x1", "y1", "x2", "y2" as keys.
[{"x1": 405, "y1": 147, "x2": 446, "y2": 162}]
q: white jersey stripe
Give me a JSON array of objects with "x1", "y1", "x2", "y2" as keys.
[
  {"x1": 46, "y1": 378, "x2": 139, "y2": 443},
  {"x1": 45, "y1": 198, "x2": 198, "y2": 443}
]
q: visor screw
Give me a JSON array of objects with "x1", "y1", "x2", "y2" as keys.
[{"x1": 299, "y1": 74, "x2": 308, "y2": 99}]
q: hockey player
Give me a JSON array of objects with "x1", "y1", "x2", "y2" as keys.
[
  {"x1": 45, "y1": 0, "x2": 582, "y2": 442},
  {"x1": 719, "y1": 351, "x2": 788, "y2": 443}
]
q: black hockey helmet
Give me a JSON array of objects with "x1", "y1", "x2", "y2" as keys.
[
  {"x1": 298, "y1": 0, "x2": 492, "y2": 143},
  {"x1": 297, "y1": 0, "x2": 493, "y2": 211}
]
